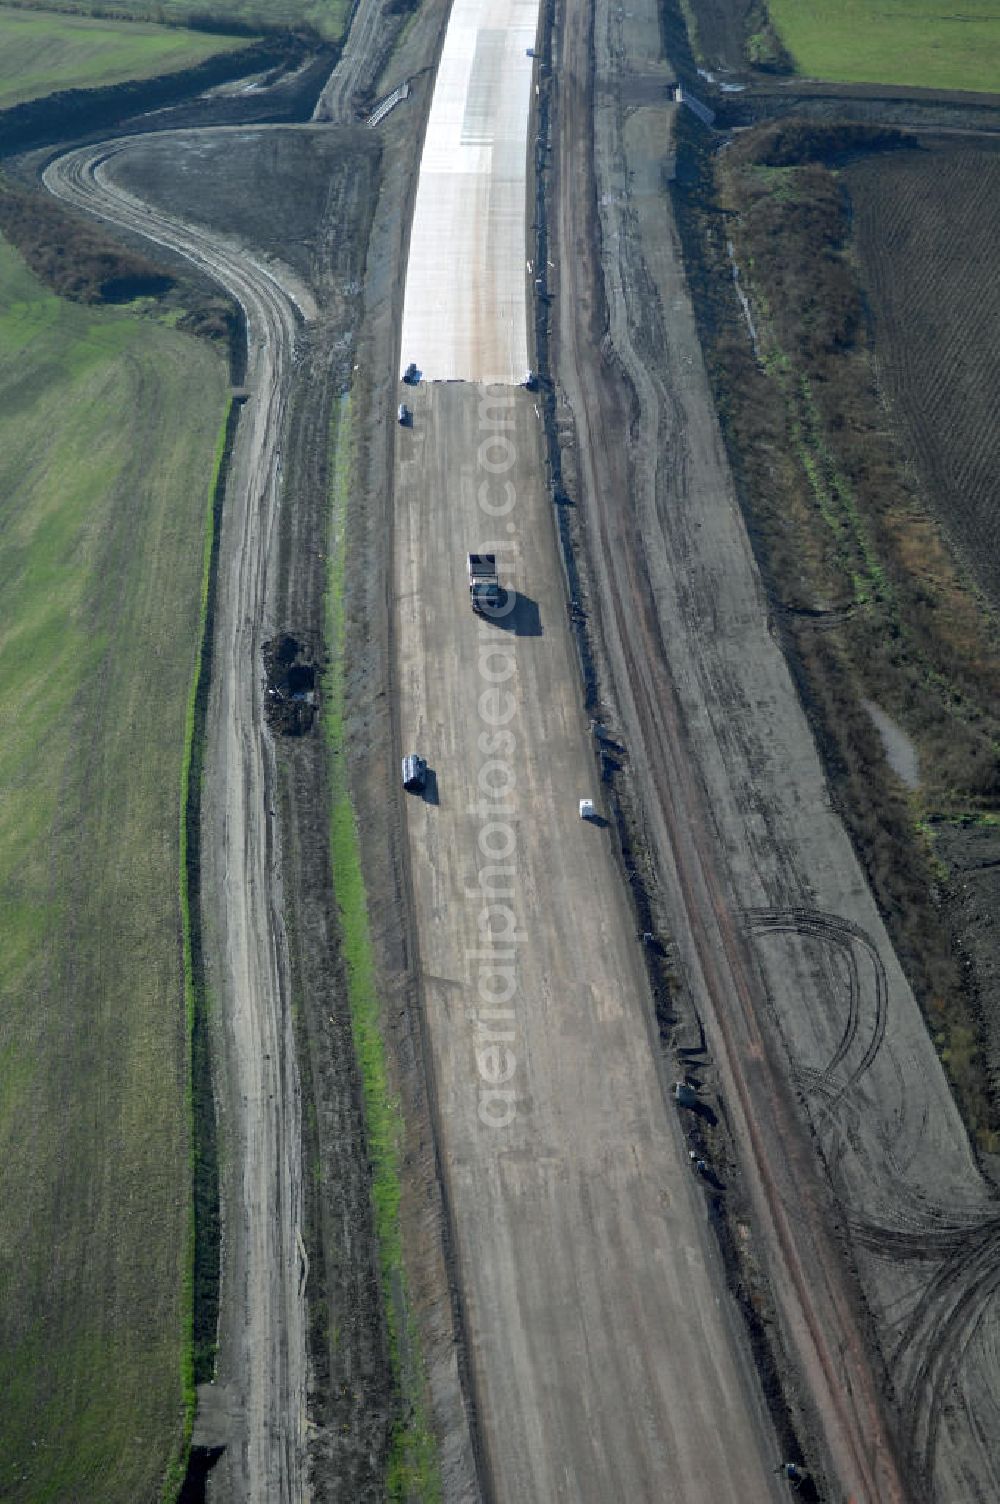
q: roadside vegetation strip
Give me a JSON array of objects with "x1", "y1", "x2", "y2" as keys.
[
  {"x1": 675, "y1": 116, "x2": 1000, "y2": 1150},
  {"x1": 2, "y1": 0, "x2": 350, "y2": 43},
  {"x1": 0, "y1": 171, "x2": 175, "y2": 302},
  {"x1": 176, "y1": 398, "x2": 238, "y2": 1458},
  {"x1": 324, "y1": 393, "x2": 440, "y2": 1501},
  {"x1": 162, "y1": 396, "x2": 238, "y2": 1504},
  {"x1": 0, "y1": 5, "x2": 246, "y2": 108},
  {"x1": 0, "y1": 233, "x2": 230, "y2": 1504},
  {"x1": 766, "y1": 0, "x2": 1000, "y2": 92}
]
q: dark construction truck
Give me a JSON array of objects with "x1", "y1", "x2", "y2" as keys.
[{"x1": 468, "y1": 553, "x2": 501, "y2": 613}]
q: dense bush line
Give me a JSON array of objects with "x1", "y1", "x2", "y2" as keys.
[{"x1": 0, "y1": 172, "x2": 173, "y2": 299}]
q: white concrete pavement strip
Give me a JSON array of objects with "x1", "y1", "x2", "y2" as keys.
[{"x1": 398, "y1": 0, "x2": 539, "y2": 383}]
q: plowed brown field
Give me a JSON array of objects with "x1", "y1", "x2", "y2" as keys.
[{"x1": 846, "y1": 142, "x2": 1000, "y2": 608}]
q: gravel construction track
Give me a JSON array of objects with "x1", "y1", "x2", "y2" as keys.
[
  {"x1": 43, "y1": 137, "x2": 311, "y2": 1504},
  {"x1": 545, "y1": 0, "x2": 1000, "y2": 1497}
]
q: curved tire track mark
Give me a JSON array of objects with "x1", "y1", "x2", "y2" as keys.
[
  {"x1": 747, "y1": 907, "x2": 889, "y2": 1103},
  {"x1": 854, "y1": 1215, "x2": 1000, "y2": 1492}
]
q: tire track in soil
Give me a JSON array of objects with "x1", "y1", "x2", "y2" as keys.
[
  {"x1": 746, "y1": 908, "x2": 889, "y2": 1101},
  {"x1": 852, "y1": 1215, "x2": 1000, "y2": 1497}
]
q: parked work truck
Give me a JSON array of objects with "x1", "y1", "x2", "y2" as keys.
[{"x1": 468, "y1": 553, "x2": 501, "y2": 613}]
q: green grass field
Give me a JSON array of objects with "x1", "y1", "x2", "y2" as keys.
[
  {"x1": 1, "y1": 0, "x2": 349, "y2": 47},
  {"x1": 767, "y1": 0, "x2": 1000, "y2": 93},
  {"x1": 0, "y1": 5, "x2": 248, "y2": 109},
  {"x1": 0, "y1": 236, "x2": 229, "y2": 1502}
]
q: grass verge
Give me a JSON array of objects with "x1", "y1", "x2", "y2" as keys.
[
  {"x1": 181, "y1": 399, "x2": 237, "y2": 1363},
  {"x1": 324, "y1": 392, "x2": 440, "y2": 1500},
  {"x1": 0, "y1": 5, "x2": 246, "y2": 108},
  {"x1": 163, "y1": 396, "x2": 236, "y2": 1502},
  {"x1": 766, "y1": 0, "x2": 1000, "y2": 93}
]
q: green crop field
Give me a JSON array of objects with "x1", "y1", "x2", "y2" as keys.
[
  {"x1": 1, "y1": 0, "x2": 349, "y2": 46},
  {"x1": 0, "y1": 5, "x2": 248, "y2": 109},
  {"x1": 767, "y1": 0, "x2": 1000, "y2": 94},
  {"x1": 0, "y1": 237, "x2": 229, "y2": 1502}
]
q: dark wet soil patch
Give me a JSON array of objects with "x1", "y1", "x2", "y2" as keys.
[{"x1": 263, "y1": 632, "x2": 318, "y2": 735}]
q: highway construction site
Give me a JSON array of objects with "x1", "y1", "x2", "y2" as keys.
[{"x1": 13, "y1": 0, "x2": 1000, "y2": 1498}]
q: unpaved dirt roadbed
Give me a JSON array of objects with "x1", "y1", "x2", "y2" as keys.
[{"x1": 395, "y1": 380, "x2": 785, "y2": 1501}]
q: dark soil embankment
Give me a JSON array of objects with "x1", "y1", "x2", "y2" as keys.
[
  {"x1": 716, "y1": 83, "x2": 1000, "y2": 131},
  {"x1": 0, "y1": 34, "x2": 302, "y2": 157},
  {"x1": 672, "y1": 110, "x2": 1000, "y2": 1160}
]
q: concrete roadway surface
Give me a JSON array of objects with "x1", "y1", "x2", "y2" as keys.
[
  {"x1": 398, "y1": 0, "x2": 539, "y2": 383},
  {"x1": 44, "y1": 139, "x2": 312, "y2": 1504},
  {"x1": 394, "y1": 382, "x2": 786, "y2": 1502}
]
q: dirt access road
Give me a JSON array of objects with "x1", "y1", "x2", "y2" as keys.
[
  {"x1": 545, "y1": 0, "x2": 1000, "y2": 1497},
  {"x1": 43, "y1": 139, "x2": 313, "y2": 1503}
]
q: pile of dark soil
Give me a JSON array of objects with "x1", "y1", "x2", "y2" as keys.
[{"x1": 263, "y1": 632, "x2": 318, "y2": 735}]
